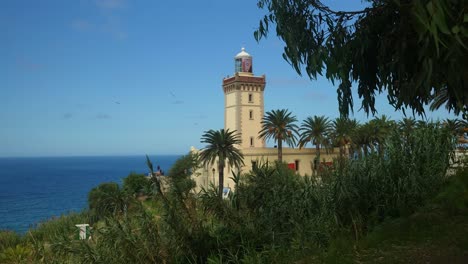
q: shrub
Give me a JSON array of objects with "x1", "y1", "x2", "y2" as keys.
[
  {"x1": 122, "y1": 172, "x2": 151, "y2": 196},
  {"x1": 0, "y1": 231, "x2": 21, "y2": 252},
  {"x1": 88, "y1": 182, "x2": 134, "y2": 222},
  {"x1": 319, "y1": 122, "x2": 456, "y2": 238},
  {"x1": 0, "y1": 244, "x2": 32, "y2": 264},
  {"x1": 26, "y1": 211, "x2": 89, "y2": 243}
]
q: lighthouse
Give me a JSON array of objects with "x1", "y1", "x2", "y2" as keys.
[{"x1": 222, "y1": 48, "x2": 266, "y2": 149}]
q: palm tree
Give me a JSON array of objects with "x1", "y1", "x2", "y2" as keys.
[
  {"x1": 258, "y1": 109, "x2": 298, "y2": 162},
  {"x1": 443, "y1": 118, "x2": 468, "y2": 146},
  {"x1": 398, "y1": 117, "x2": 417, "y2": 144},
  {"x1": 199, "y1": 129, "x2": 244, "y2": 199},
  {"x1": 331, "y1": 117, "x2": 358, "y2": 159},
  {"x1": 355, "y1": 122, "x2": 375, "y2": 156},
  {"x1": 298, "y1": 115, "x2": 332, "y2": 173},
  {"x1": 443, "y1": 118, "x2": 464, "y2": 136},
  {"x1": 369, "y1": 115, "x2": 394, "y2": 156}
]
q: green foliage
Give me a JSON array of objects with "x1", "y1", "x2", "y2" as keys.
[
  {"x1": 433, "y1": 166, "x2": 468, "y2": 215},
  {"x1": 0, "y1": 244, "x2": 32, "y2": 264},
  {"x1": 298, "y1": 115, "x2": 332, "y2": 149},
  {"x1": 191, "y1": 122, "x2": 457, "y2": 261},
  {"x1": 167, "y1": 152, "x2": 199, "y2": 199},
  {"x1": 351, "y1": 168, "x2": 468, "y2": 263},
  {"x1": 122, "y1": 172, "x2": 151, "y2": 197},
  {"x1": 87, "y1": 209, "x2": 165, "y2": 263},
  {"x1": 4, "y1": 121, "x2": 462, "y2": 263},
  {"x1": 239, "y1": 162, "x2": 320, "y2": 241},
  {"x1": 199, "y1": 129, "x2": 244, "y2": 199},
  {"x1": 331, "y1": 117, "x2": 358, "y2": 158},
  {"x1": 88, "y1": 182, "x2": 134, "y2": 223},
  {"x1": 255, "y1": 0, "x2": 468, "y2": 116},
  {"x1": 147, "y1": 154, "x2": 217, "y2": 263},
  {"x1": 322, "y1": 122, "x2": 455, "y2": 238},
  {"x1": 259, "y1": 109, "x2": 299, "y2": 162},
  {"x1": 46, "y1": 205, "x2": 165, "y2": 264},
  {"x1": 0, "y1": 231, "x2": 21, "y2": 252},
  {"x1": 26, "y1": 212, "x2": 89, "y2": 243},
  {"x1": 299, "y1": 115, "x2": 332, "y2": 174}
]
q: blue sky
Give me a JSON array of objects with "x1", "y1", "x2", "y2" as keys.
[{"x1": 1, "y1": 0, "x2": 458, "y2": 157}]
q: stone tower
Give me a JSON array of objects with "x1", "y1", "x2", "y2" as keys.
[{"x1": 223, "y1": 48, "x2": 266, "y2": 149}]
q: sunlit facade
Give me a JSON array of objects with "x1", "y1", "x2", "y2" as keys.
[{"x1": 192, "y1": 48, "x2": 337, "y2": 191}]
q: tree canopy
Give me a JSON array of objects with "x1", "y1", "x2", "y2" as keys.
[
  {"x1": 255, "y1": 0, "x2": 468, "y2": 117},
  {"x1": 199, "y1": 129, "x2": 244, "y2": 199},
  {"x1": 258, "y1": 109, "x2": 299, "y2": 162}
]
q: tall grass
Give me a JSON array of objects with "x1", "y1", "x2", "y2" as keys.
[
  {"x1": 196, "y1": 122, "x2": 456, "y2": 261},
  {"x1": 318, "y1": 123, "x2": 455, "y2": 238},
  {"x1": 6, "y1": 121, "x2": 457, "y2": 263},
  {"x1": 0, "y1": 231, "x2": 21, "y2": 252}
]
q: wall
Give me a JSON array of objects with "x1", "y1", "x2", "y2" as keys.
[{"x1": 191, "y1": 147, "x2": 339, "y2": 192}]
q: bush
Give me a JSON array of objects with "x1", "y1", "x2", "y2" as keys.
[
  {"x1": 0, "y1": 244, "x2": 32, "y2": 264},
  {"x1": 122, "y1": 172, "x2": 151, "y2": 196},
  {"x1": 0, "y1": 231, "x2": 21, "y2": 252},
  {"x1": 433, "y1": 167, "x2": 468, "y2": 215},
  {"x1": 26, "y1": 211, "x2": 89, "y2": 243},
  {"x1": 15, "y1": 123, "x2": 456, "y2": 263},
  {"x1": 319, "y1": 123, "x2": 455, "y2": 238},
  {"x1": 88, "y1": 182, "x2": 134, "y2": 223}
]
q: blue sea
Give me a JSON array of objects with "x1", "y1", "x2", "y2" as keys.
[{"x1": 0, "y1": 155, "x2": 180, "y2": 234}]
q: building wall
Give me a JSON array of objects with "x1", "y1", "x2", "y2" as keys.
[
  {"x1": 225, "y1": 91, "x2": 238, "y2": 133},
  {"x1": 191, "y1": 147, "x2": 339, "y2": 192},
  {"x1": 241, "y1": 147, "x2": 337, "y2": 176},
  {"x1": 239, "y1": 87, "x2": 264, "y2": 149},
  {"x1": 223, "y1": 73, "x2": 265, "y2": 149}
]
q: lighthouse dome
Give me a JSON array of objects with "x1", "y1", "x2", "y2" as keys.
[{"x1": 235, "y1": 47, "x2": 251, "y2": 58}]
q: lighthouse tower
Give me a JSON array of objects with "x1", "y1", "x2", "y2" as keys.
[{"x1": 223, "y1": 48, "x2": 266, "y2": 149}]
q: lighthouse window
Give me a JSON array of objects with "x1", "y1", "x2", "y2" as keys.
[
  {"x1": 295, "y1": 160, "x2": 300, "y2": 172},
  {"x1": 249, "y1": 110, "x2": 253, "y2": 120},
  {"x1": 235, "y1": 58, "x2": 242, "y2": 73},
  {"x1": 248, "y1": 93, "x2": 253, "y2": 103},
  {"x1": 250, "y1": 137, "x2": 254, "y2": 147}
]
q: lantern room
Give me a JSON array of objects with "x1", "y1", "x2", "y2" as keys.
[{"x1": 234, "y1": 47, "x2": 253, "y2": 74}]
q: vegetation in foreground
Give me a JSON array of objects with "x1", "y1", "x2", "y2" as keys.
[{"x1": 0, "y1": 121, "x2": 467, "y2": 263}]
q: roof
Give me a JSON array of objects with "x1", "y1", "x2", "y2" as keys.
[{"x1": 235, "y1": 47, "x2": 251, "y2": 58}]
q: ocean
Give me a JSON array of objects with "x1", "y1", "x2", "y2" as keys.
[{"x1": 0, "y1": 155, "x2": 180, "y2": 234}]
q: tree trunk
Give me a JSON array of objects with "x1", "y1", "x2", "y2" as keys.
[
  {"x1": 339, "y1": 145, "x2": 345, "y2": 159},
  {"x1": 338, "y1": 145, "x2": 346, "y2": 167},
  {"x1": 278, "y1": 140, "x2": 283, "y2": 163},
  {"x1": 315, "y1": 144, "x2": 320, "y2": 175},
  {"x1": 218, "y1": 164, "x2": 224, "y2": 200},
  {"x1": 378, "y1": 142, "x2": 384, "y2": 157}
]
